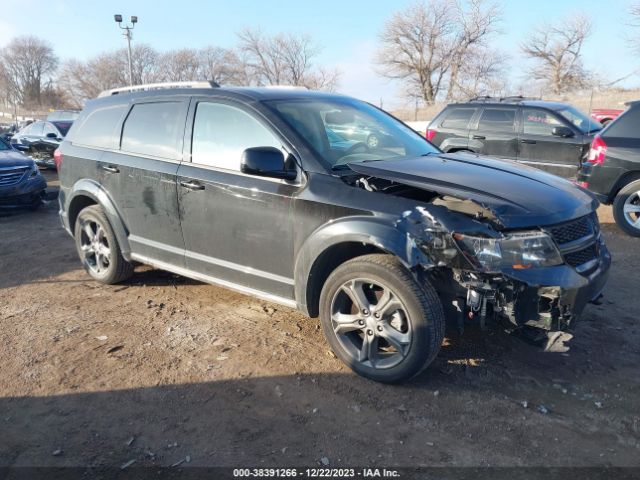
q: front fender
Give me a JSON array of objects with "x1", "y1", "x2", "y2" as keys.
[
  {"x1": 293, "y1": 216, "x2": 432, "y2": 314},
  {"x1": 66, "y1": 179, "x2": 131, "y2": 258}
]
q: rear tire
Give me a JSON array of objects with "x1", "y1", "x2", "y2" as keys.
[
  {"x1": 319, "y1": 254, "x2": 445, "y2": 383},
  {"x1": 74, "y1": 205, "x2": 134, "y2": 284},
  {"x1": 612, "y1": 179, "x2": 640, "y2": 237}
]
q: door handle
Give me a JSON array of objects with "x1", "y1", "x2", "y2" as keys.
[
  {"x1": 472, "y1": 135, "x2": 486, "y2": 140},
  {"x1": 180, "y1": 180, "x2": 205, "y2": 191},
  {"x1": 101, "y1": 165, "x2": 120, "y2": 173},
  {"x1": 521, "y1": 139, "x2": 537, "y2": 144}
]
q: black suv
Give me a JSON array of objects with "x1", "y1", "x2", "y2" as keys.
[
  {"x1": 427, "y1": 97, "x2": 602, "y2": 179},
  {"x1": 57, "y1": 83, "x2": 610, "y2": 383},
  {"x1": 578, "y1": 100, "x2": 640, "y2": 236}
]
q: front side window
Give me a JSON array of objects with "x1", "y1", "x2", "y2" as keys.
[
  {"x1": 555, "y1": 105, "x2": 601, "y2": 134},
  {"x1": 43, "y1": 123, "x2": 58, "y2": 137},
  {"x1": 28, "y1": 122, "x2": 44, "y2": 136},
  {"x1": 191, "y1": 102, "x2": 281, "y2": 171},
  {"x1": 522, "y1": 109, "x2": 564, "y2": 136},
  {"x1": 478, "y1": 109, "x2": 516, "y2": 132},
  {"x1": 265, "y1": 98, "x2": 439, "y2": 170},
  {"x1": 121, "y1": 102, "x2": 184, "y2": 159}
]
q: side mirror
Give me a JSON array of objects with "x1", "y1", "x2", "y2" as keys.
[
  {"x1": 46, "y1": 132, "x2": 58, "y2": 139},
  {"x1": 552, "y1": 126, "x2": 574, "y2": 138},
  {"x1": 241, "y1": 147, "x2": 296, "y2": 181}
]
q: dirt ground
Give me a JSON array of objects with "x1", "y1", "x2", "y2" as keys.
[{"x1": 1, "y1": 170, "x2": 639, "y2": 469}]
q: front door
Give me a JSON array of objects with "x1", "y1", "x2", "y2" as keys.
[
  {"x1": 177, "y1": 99, "x2": 299, "y2": 300},
  {"x1": 517, "y1": 107, "x2": 585, "y2": 178}
]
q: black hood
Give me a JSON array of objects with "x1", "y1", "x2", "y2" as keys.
[
  {"x1": 349, "y1": 152, "x2": 598, "y2": 229},
  {"x1": 0, "y1": 149, "x2": 33, "y2": 168}
]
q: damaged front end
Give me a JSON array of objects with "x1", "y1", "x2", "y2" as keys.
[
  {"x1": 347, "y1": 168, "x2": 611, "y2": 347},
  {"x1": 410, "y1": 205, "x2": 611, "y2": 346}
]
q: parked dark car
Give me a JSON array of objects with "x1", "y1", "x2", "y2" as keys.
[
  {"x1": 427, "y1": 97, "x2": 602, "y2": 179},
  {"x1": 578, "y1": 100, "x2": 640, "y2": 236},
  {"x1": 57, "y1": 83, "x2": 610, "y2": 383},
  {"x1": 11, "y1": 120, "x2": 70, "y2": 169},
  {"x1": 325, "y1": 111, "x2": 395, "y2": 149},
  {"x1": 0, "y1": 138, "x2": 47, "y2": 209}
]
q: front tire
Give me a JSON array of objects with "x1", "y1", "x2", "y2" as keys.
[
  {"x1": 612, "y1": 179, "x2": 640, "y2": 237},
  {"x1": 74, "y1": 205, "x2": 134, "y2": 284},
  {"x1": 319, "y1": 254, "x2": 445, "y2": 383}
]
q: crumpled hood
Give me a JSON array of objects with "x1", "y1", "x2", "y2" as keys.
[
  {"x1": 349, "y1": 152, "x2": 598, "y2": 229},
  {"x1": 0, "y1": 149, "x2": 33, "y2": 168}
]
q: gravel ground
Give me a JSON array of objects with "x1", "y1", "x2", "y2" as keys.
[{"x1": 0, "y1": 170, "x2": 639, "y2": 469}]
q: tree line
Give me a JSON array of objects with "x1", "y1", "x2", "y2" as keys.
[{"x1": 1, "y1": 0, "x2": 640, "y2": 111}]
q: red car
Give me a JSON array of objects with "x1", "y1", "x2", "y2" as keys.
[{"x1": 590, "y1": 108, "x2": 623, "y2": 126}]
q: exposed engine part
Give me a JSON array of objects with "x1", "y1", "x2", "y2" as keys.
[{"x1": 355, "y1": 177, "x2": 376, "y2": 192}]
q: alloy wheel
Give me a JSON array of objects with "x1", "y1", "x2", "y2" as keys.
[
  {"x1": 330, "y1": 278, "x2": 412, "y2": 369},
  {"x1": 623, "y1": 190, "x2": 640, "y2": 231},
  {"x1": 79, "y1": 219, "x2": 111, "y2": 275}
]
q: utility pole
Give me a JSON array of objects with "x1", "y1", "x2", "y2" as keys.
[{"x1": 114, "y1": 14, "x2": 138, "y2": 86}]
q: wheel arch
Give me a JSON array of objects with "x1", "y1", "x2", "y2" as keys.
[
  {"x1": 294, "y1": 218, "x2": 431, "y2": 318},
  {"x1": 608, "y1": 170, "x2": 640, "y2": 203},
  {"x1": 67, "y1": 179, "x2": 132, "y2": 259}
]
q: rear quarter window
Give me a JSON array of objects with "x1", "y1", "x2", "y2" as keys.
[
  {"x1": 121, "y1": 102, "x2": 185, "y2": 159},
  {"x1": 603, "y1": 106, "x2": 640, "y2": 139},
  {"x1": 440, "y1": 108, "x2": 476, "y2": 129},
  {"x1": 71, "y1": 104, "x2": 128, "y2": 149}
]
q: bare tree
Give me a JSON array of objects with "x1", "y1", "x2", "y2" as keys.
[
  {"x1": 159, "y1": 48, "x2": 201, "y2": 82},
  {"x1": 521, "y1": 14, "x2": 593, "y2": 94},
  {"x1": 57, "y1": 44, "x2": 161, "y2": 108},
  {"x1": 452, "y1": 48, "x2": 509, "y2": 99},
  {"x1": 198, "y1": 46, "x2": 246, "y2": 85},
  {"x1": 446, "y1": 0, "x2": 502, "y2": 101},
  {"x1": 0, "y1": 35, "x2": 58, "y2": 107},
  {"x1": 237, "y1": 28, "x2": 340, "y2": 90},
  {"x1": 376, "y1": 0, "x2": 501, "y2": 104}
]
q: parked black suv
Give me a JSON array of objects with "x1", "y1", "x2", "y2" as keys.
[
  {"x1": 578, "y1": 100, "x2": 640, "y2": 236},
  {"x1": 57, "y1": 83, "x2": 610, "y2": 383},
  {"x1": 427, "y1": 97, "x2": 602, "y2": 179}
]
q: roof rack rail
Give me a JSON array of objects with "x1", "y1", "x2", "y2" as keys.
[
  {"x1": 467, "y1": 95, "x2": 539, "y2": 104},
  {"x1": 263, "y1": 85, "x2": 309, "y2": 90},
  {"x1": 98, "y1": 80, "x2": 220, "y2": 98}
]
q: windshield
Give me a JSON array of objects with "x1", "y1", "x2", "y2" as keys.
[
  {"x1": 0, "y1": 139, "x2": 9, "y2": 150},
  {"x1": 555, "y1": 105, "x2": 602, "y2": 134},
  {"x1": 265, "y1": 98, "x2": 439, "y2": 170}
]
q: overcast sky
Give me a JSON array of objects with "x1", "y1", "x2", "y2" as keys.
[{"x1": 0, "y1": 0, "x2": 637, "y2": 108}]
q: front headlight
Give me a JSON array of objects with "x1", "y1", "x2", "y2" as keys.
[
  {"x1": 29, "y1": 163, "x2": 40, "y2": 177},
  {"x1": 453, "y1": 231, "x2": 563, "y2": 272}
]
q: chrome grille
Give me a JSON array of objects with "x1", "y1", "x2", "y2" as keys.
[{"x1": 0, "y1": 167, "x2": 28, "y2": 187}]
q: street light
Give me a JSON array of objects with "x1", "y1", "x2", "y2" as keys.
[{"x1": 114, "y1": 14, "x2": 137, "y2": 87}]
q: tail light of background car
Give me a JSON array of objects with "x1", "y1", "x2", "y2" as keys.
[
  {"x1": 586, "y1": 135, "x2": 607, "y2": 165},
  {"x1": 53, "y1": 149, "x2": 63, "y2": 170},
  {"x1": 426, "y1": 128, "x2": 437, "y2": 142}
]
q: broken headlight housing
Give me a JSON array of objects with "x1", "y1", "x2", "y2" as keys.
[{"x1": 453, "y1": 231, "x2": 563, "y2": 272}]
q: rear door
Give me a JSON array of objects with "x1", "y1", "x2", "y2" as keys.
[
  {"x1": 517, "y1": 107, "x2": 585, "y2": 178},
  {"x1": 470, "y1": 107, "x2": 518, "y2": 159},
  {"x1": 98, "y1": 99, "x2": 188, "y2": 266}
]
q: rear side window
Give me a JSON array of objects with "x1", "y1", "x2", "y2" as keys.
[
  {"x1": 441, "y1": 108, "x2": 476, "y2": 129},
  {"x1": 522, "y1": 108, "x2": 563, "y2": 136},
  {"x1": 121, "y1": 102, "x2": 184, "y2": 159},
  {"x1": 603, "y1": 105, "x2": 640, "y2": 139},
  {"x1": 191, "y1": 102, "x2": 281, "y2": 171},
  {"x1": 72, "y1": 104, "x2": 127, "y2": 149},
  {"x1": 478, "y1": 108, "x2": 515, "y2": 132}
]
